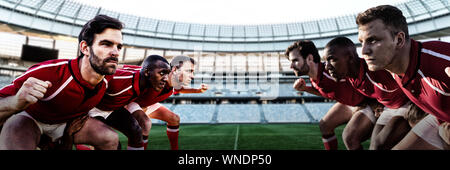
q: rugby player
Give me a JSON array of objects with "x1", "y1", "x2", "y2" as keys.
[
  {"x1": 356, "y1": 5, "x2": 450, "y2": 149},
  {"x1": 285, "y1": 40, "x2": 379, "y2": 150},
  {"x1": 0, "y1": 15, "x2": 123, "y2": 150}
]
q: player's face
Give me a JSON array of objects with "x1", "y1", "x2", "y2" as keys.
[
  {"x1": 89, "y1": 28, "x2": 123, "y2": 75},
  {"x1": 149, "y1": 60, "x2": 171, "y2": 91},
  {"x1": 177, "y1": 61, "x2": 195, "y2": 86},
  {"x1": 323, "y1": 47, "x2": 350, "y2": 80},
  {"x1": 358, "y1": 19, "x2": 397, "y2": 71},
  {"x1": 288, "y1": 50, "x2": 309, "y2": 76}
]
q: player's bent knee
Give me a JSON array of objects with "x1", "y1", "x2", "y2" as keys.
[
  {"x1": 95, "y1": 129, "x2": 119, "y2": 150},
  {"x1": 168, "y1": 113, "x2": 180, "y2": 125},
  {"x1": 342, "y1": 128, "x2": 361, "y2": 149},
  {"x1": 319, "y1": 119, "x2": 331, "y2": 133}
]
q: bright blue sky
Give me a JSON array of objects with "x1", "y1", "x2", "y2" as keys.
[{"x1": 73, "y1": 0, "x2": 407, "y2": 25}]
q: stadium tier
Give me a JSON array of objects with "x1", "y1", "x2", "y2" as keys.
[{"x1": 0, "y1": 0, "x2": 449, "y2": 125}]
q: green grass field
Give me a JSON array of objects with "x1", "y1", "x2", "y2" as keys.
[{"x1": 118, "y1": 123, "x2": 370, "y2": 150}]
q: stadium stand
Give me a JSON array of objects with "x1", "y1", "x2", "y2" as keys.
[{"x1": 0, "y1": 0, "x2": 449, "y2": 124}]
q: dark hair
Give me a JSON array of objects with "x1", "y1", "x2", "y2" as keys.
[
  {"x1": 284, "y1": 40, "x2": 320, "y2": 63},
  {"x1": 78, "y1": 15, "x2": 124, "y2": 58},
  {"x1": 356, "y1": 5, "x2": 409, "y2": 40},
  {"x1": 141, "y1": 55, "x2": 169, "y2": 72},
  {"x1": 170, "y1": 55, "x2": 196, "y2": 69},
  {"x1": 325, "y1": 37, "x2": 359, "y2": 60}
]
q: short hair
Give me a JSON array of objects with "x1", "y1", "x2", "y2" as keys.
[
  {"x1": 325, "y1": 37, "x2": 359, "y2": 60},
  {"x1": 170, "y1": 55, "x2": 196, "y2": 69},
  {"x1": 284, "y1": 40, "x2": 320, "y2": 63},
  {"x1": 78, "y1": 15, "x2": 124, "y2": 58},
  {"x1": 141, "y1": 55, "x2": 169, "y2": 72},
  {"x1": 356, "y1": 5, "x2": 409, "y2": 40}
]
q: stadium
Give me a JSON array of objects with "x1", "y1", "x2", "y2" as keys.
[{"x1": 0, "y1": 0, "x2": 449, "y2": 150}]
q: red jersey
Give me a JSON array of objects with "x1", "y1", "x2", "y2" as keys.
[
  {"x1": 0, "y1": 59, "x2": 111, "y2": 124},
  {"x1": 347, "y1": 58, "x2": 409, "y2": 109},
  {"x1": 310, "y1": 62, "x2": 366, "y2": 106},
  {"x1": 393, "y1": 40, "x2": 450, "y2": 122},
  {"x1": 134, "y1": 85, "x2": 180, "y2": 108},
  {"x1": 95, "y1": 69, "x2": 142, "y2": 111}
]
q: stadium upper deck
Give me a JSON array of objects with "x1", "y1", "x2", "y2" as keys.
[{"x1": 0, "y1": 0, "x2": 449, "y2": 52}]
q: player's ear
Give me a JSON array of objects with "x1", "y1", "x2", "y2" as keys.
[
  {"x1": 395, "y1": 31, "x2": 406, "y2": 48},
  {"x1": 307, "y1": 54, "x2": 313, "y2": 62},
  {"x1": 79, "y1": 41, "x2": 89, "y2": 56}
]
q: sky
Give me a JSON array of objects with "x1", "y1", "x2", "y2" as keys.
[{"x1": 72, "y1": 0, "x2": 407, "y2": 25}]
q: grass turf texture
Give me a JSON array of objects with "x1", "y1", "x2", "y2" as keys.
[{"x1": 118, "y1": 123, "x2": 370, "y2": 150}]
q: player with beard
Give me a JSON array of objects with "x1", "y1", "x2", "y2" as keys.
[
  {"x1": 323, "y1": 37, "x2": 413, "y2": 150},
  {"x1": 75, "y1": 55, "x2": 171, "y2": 150},
  {"x1": 0, "y1": 15, "x2": 123, "y2": 150},
  {"x1": 285, "y1": 40, "x2": 380, "y2": 150},
  {"x1": 76, "y1": 56, "x2": 207, "y2": 150},
  {"x1": 356, "y1": 5, "x2": 450, "y2": 149}
]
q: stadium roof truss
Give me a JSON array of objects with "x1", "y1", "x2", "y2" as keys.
[{"x1": 0, "y1": 0, "x2": 449, "y2": 52}]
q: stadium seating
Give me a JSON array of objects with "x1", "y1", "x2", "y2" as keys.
[
  {"x1": 216, "y1": 104, "x2": 261, "y2": 123},
  {"x1": 303, "y1": 102, "x2": 335, "y2": 122},
  {"x1": 262, "y1": 104, "x2": 311, "y2": 123}
]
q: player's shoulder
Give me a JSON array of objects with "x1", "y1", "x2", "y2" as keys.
[
  {"x1": 121, "y1": 64, "x2": 142, "y2": 72},
  {"x1": 28, "y1": 59, "x2": 69, "y2": 70}
]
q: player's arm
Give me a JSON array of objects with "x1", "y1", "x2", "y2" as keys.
[
  {"x1": 293, "y1": 78, "x2": 322, "y2": 96},
  {"x1": 0, "y1": 77, "x2": 51, "y2": 123},
  {"x1": 178, "y1": 83, "x2": 209, "y2": 94}
]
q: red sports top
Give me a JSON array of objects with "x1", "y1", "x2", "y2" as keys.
[
  {"x1": 347, "y1": 59, "x2": 409, "y2": 109},
  {"x1": 0, "y1": 59, "x2": 112, "y2": 124},
  {"x1": 310, "y1": 62, "x2": 366, "y2": 106},
  {"x1": 393, "y1": 39, "x2": 450, "y2": 122},
  {"x1": 95, "y1": 69, "x2": 142, "y2": 111},
  {"x1": 134, "y1": 85, "x2": 180, "y2": 108}
]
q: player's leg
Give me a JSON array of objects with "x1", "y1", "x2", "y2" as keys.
[
  {"x1": 132, "y1": 108, "x2": 151, "y2": 150},
  {"x1": 149, "y1": 105, "x2": 180, "y2": 150},
  {"x1": 0, "y1": 112, "x2": 41, "y2": 149},
  {"x1": 369, "y1": 116, "x2": 410, "y2": 150},
  {"x1": 393, "y1": 115, "x2": 444, "y2": 150},
  {"x1": 73, "y1": 117, "x2": 118, "y2": 150},
  {"x1": 369, "y1": 105, "x2": 410, "y2": 150},
  {"x1": 106, "y1": 107, "x2": 144, "y2": 150},
  {"x1": 318, "y1": 102, "x2": 353, "y2": 150},
  {"x1": 342, "y1": 105, "x2": 375, "y2": 150}
]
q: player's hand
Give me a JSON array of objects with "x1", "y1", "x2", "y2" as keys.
[
  {"x1": 293, "y1": 78, "x2": 306, "y2": 91},
  {"x1": 13, "y1": 77, "x2": 52, "y2": 111},
  {"x1": 438, "y1": 122, "x2": 450, "y2": 146},
  {"x1": 199, "y1": 84, "x2": 209, "y2": 93},
  {"x1": 445, "y1": 67, "x2": 450, "y2": 78}
]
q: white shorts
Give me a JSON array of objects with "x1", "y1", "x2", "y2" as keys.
[
  {"x1": 15, "y1": 111, "x2": 66, "y2": 142},
  {"x1": 376, "y1": 103, "x2": 409, "y2": 125},
  {"x1": 350, "y1": 105, "x2": 376, "y2": 124},
  {"x1": 412, "y1": 114, "x2": 448, "y2": 150},
  {"x1": 145, "y1": 103, "x2": 163, "y2": 116},
  {"x1": 88, "y1": 107, "x2": 113, "y2": 119}
]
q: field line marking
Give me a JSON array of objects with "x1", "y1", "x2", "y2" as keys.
[{"x1": 234, "y1": 124, "x2": 240, "y2": 150}]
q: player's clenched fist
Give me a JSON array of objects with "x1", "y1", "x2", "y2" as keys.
[
  {"x1": 293, "y1": 78, "x2": 306, "y2": 91},
  {"x1": 14, "y1": 77, "x2": 52, "y2": 110},
  {"x1": 199, "y1": 83, "x2": 209, "y2": 93}
]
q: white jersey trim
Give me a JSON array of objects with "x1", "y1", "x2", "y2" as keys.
[
  {"x1": 422, "y1": 48, "x2": 450, "y2": 61},
  {"x1": 15, "y1": 61, "x2": 68, "y2": 81},
  {"x1": 365, "y1": 73, "x2": 398, "y2": 93},
  {"x1": 106, "y1": 85, "x2": 132, "y2": 96},
  {"x1": 418, "y1": 69, "x2": 450, "y2": 96},
  {"x1": 41, "y1": 76, "x2": 73, "y2": 101},
  {"x1": 113, "y1": 75, "x2": 133, "y2": 79}
]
